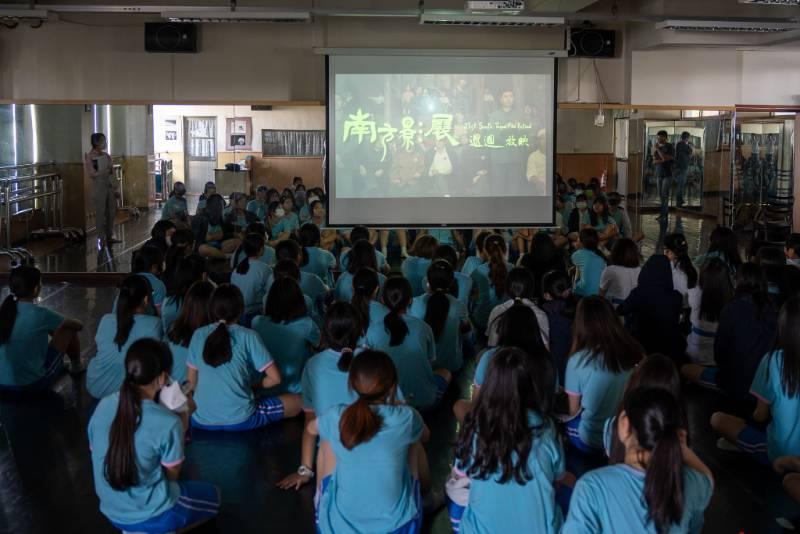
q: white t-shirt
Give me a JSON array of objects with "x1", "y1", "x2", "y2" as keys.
[
  {"x1": 671, "y1": 261, "x2": 690, "y2": 307},
  {"x1": 485, "y1": 298, "x2": 550, "y2": 349},
  {"x1": 686, "y1": 286, "x2": 718, "y2": 366},
  {"x1": 429, "y1": 150, "x2": 453, "y2": 176},
  {"x1": 599, "y1": 265, "x2": 641, "y2": 307}
]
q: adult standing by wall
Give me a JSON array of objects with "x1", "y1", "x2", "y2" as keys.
[
  {"x1": 85, "y1": 133, "x2": 119, "y2": 245},
  {"x1": 653, "y1": 130, "x2": 675, "y2": 222},
  {"x1": 674, "y1": 131, "x2": 694, "y2": 209}
]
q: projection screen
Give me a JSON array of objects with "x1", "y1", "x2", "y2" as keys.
[{"x1": 326, "y1": 52, "x2": 557, "y2": 227}]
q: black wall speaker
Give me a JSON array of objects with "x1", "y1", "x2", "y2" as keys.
[
  {"x1": 568, "y1": 29, "x2": 615, "y2": 58},
  {"x1": 145, "y1": 23, "x2": 197, "y2": 53}
]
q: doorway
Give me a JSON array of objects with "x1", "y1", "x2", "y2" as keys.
[{"x1": 184, "y1": 116, "x2": 217, "y2": 194}]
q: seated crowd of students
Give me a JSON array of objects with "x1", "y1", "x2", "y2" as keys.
[{"x1": 3, "y1": 175, "x2": 800, "y2": 534}]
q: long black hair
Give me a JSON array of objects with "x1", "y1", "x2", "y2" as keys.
[
  {"x1": 578, "y1": 228, "x2": 607, "y2": 263},
  {"x1": 623, "y1": 387, "x2": 685, "y2": 534},
  {"x1": 487, "y1": 267, "x2": 537, "y2": 338},
  {"x1": 496, "y1": 301, "x2": 548, "y2": 359},
  {"x1": 115, "y1": 275, "x2": 151, "y2": 350},
  {"x1": 589, "y1": 196, "x2": 612, "y2": 227},
  {"x1": 164, "y1": 229, "x2": 195, "y2": 292},
  {"x1": 347, "y1": 239, "x2": 379, "y2": 275},
  {"x1": 0, "y1": 266, "x2": 41, "y2": 345},
  {"x1": 698, "y1": 258, "x2": 733, "y2": 323},
  {"x1": 664, "y1": 233, "x2": 697, "y2": 289},
  {"x1": 484, "y1": 234, "x2": 508, "y2": 296},
  {"x1": 455, "y1": 347, "x2": 555, "y2": 483},
  {"x1": 571, "y1": 296, "x2": 643, "y2": 373},
  {"x1": 165, "y1": 255, "x2": 207, "y2": 308},
  {"x1": 131, "y1": 245, "x2": 164, "y2": 276},
  {"x1": 708, "y1": 226, "x2": 742, "y2": 270},
  {"x1": 235, "y1": 233, "x2": 266, "y2": 276},
  {"x1": 104, "y1": 338, "x2": 173, "y2": 491},
  {"x1": 204, "y1": 194, "x2": 226, "y2": 226},
  {"x1": 351, "y1": 268, "x2": 380, "y2": 333},
  {"x1": 382, "y1": 277, "x2": 412, "y2": 346},
  {"x1": 264, "y1": 277, "x2": 307, "y2": 324},
  {"x1": 735, "y1": 262, "x2": 769, "y2": 319},
  {"x1": 202, "y1": 284, "x2": 244, "y2": 367},
  {"x1": 167, "y1": 281, "x2": 214, "y2": 348},
  {"x1": 775, "y1": 295, "x2": 800, "y2": 397},
  {"x1": 424, "y1": 260, "x2": 454, "y2": 341},
  {"x1": 299, "y1": 223, "x2": 322, "y2": 267},
  {"x1": 322, "y1": 302, "x2": 362, "y2": 372}
]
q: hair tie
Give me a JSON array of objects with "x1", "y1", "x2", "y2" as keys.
[
  {"x1": 341, "y1": 347, "x2": 353, "y2": 355},
  {"x1": 10, "y1": 293, "x2": 16, "y2": 301},
  {"x1": 217, "y1": 319, "x2": 227, "y2": 326},
  {"x1": 514, "y1": 296, "x2": 522, "y2": 302}
]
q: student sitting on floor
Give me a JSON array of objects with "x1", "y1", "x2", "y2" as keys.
[
  {"x1": 144, "y1": 220, "x2": 177, "y2": 257},
  {"x1": 272, "y1": 239, "x2": 328, "y2": 307},
  {"x1": 540, "y1": 270, "x2": 576, "y2": 387},
  {"x1": 299, "y1": 223, "x2": 337, "y2": 287},
  {"x1": 163, "y1": 229, "x2": 196, "y2": 293},
  {"x1": 246, "y1": 185, "x2": 269, "y2": 221},
  {"x1": 166, "y1": 281, "x2": 214, "y2": 385},
  {"x1": 230, "y1": 233, "x2": 272, "y2": 326},
  {"x1": 461, "y1": 230, "x2": 490, "y2": 277},
  {"x1": 518, "y1": 232, "x2": 568, "y2": 289},
  {"x1": 351, "y1": 267, "x2": 389, "y2": 335},
  {"x1": 580, "y1": 196, "x2": 618, "y2": 249},
  {"x1": 683, "y1": 258, "x2": 733, "y2": 367},
  {"x1": 231, "y1": 222, "x2": 276, "y2": 268},
  {"x1": 130, "y1": 246, "x2": 167, "y2": 317},
  {"x1": 0, "y1": 266, "x2": 84, "y2": 392},
  {"x1": 88, "y1": 275, "x2": 163, "y2": 400},
  {"x1": 402, "y1": 234, "x2": 438, "y2": 298},
  {"x1": 192, "y1": 194, "x2": 241, "y2": 260},
  {"x1": 603, "y1": 353, "x2": 685, "y2": 463},
  {"x1": 334, "y1": 240, "x2": 387, "y2": 303},
  {"x1": 486, "y1": 267, "x2": 550, "y2": 350},
  {"x1": 160, "y1": 181, "x2": 190, "y2": 228},
  {"x1": 89, "y1": 339, "x2": 220, "y2": 533},
  {"x1": 711, "y1": 295, "x2": 800, "y2": 466},
  {"x1": 448, "y1": 347, "x2": 567, "y2": 534},
  {"x1": 694, "y1": 225, "x2": 743, "y2": 276},
  {"x1": 409, "y1": 260, "x2": 470, "y2": 374},
  {"x1": 432, "y1": 244, "x2": 472, "y2": 310},
  {"x1": 664, "y1": 233, "x2": 697, "y2": 307},
  {"x1": 311, "y1": 350, "x2": 430, "y2": 534},
  {"x1": 224, "y1": 192, "x2": 258, "y2": 234},
  {"x1": 599, "y1": 238, "x2": 641, "y2": 309},
  {"x1": 161, "y1": 255, "x2": 207, "y2": 335},
  {"x1": 252, "y1": 277, "x2": 320, "y2": 397},
  {"x1": 195, "y1": 181, "x2": 216, "y2": 216},
  {"x1": 563, "y1": 388, "x2": 713, "y2": 533},
  {"x1": 277, "y1": 302, "x2": 363, "y2": 491},
  {"x1": 365, "y1": 277, "x2": 451, "y2": 411},
  {"x1": 570, "y1": 229, "x2": 606, "y2": 298},
  {"x1": 187, "y1": 284, "x2": 301, "y2": 431},
  {"x1": 471, "y1": 234, "x2": 511, "y2": 333},
  {"x1": 271, "y1": 195, "x2": 301, "y2": 237},
  {"x1": 564, "y1": 297, "x2": 643, "y2": 454},
  {"x1": 339, "y1": 225, "x2": 389, "y2": 274}
]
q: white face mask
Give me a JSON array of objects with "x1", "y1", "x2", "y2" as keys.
[
  {"x1": 275, "y1": 207, "x2": 286, "y2": 218},
  {"x1": 159, "y1": 377, "x2": 189, "y2": 413},
  {"x1": 576, "y1": 201, "x2": 588, "y2": 210}
]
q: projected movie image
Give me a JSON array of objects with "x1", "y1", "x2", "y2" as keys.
[{"x1": 333, "y1": 73, "x2": 551, "y2": 199}]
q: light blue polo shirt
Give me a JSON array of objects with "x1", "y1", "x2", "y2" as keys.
[
  {"x1": 231, "y1": 246, "x2": 277, "y2": 269},
  {"x1": 751, "y1": 350, "x2": 800, "y2": 461},
  {"x1": 563, "y1": 464, "x2": 712, "y2": 534},
  {"x1": 409, "y1": 293, "x2": 467, "y2": 373},
  {"x1": 231, "y1": 260, "x2": 272, "y2": 315},
  {"x1": 272, "y1": 213, "x2": 300, "y2": 236},
  {"x1": 333, "y1": 271, "x2": 387, "y2": 303},
  {"x1": 340, "y1": 249, "x2": 387, "y2": 273},
  {"x1": 265, "y1": 270, "x2": 328, "y2": 307},
  {"x1": 160, "y1": 196, "x2": 188, "y2": 221},
  {"x1": 461, "y1": 256, "x2": 485, "y2": 277},
  {"x1": 161, "y1": 296, "x2": 181, "y2": 336},
  {"x1": 580, "y1": 211, "x2": 612, "y2": 233},
  {"x1": 317, "y1": 403, "x2": 423, "y2": 534},
  {"x1": 302, "y1": 247, "x2": 337, "y2": 286},
  {"x1": 88, "y1": 392, "x2": 183, "y2": 526},
  {"x1": 246, "y1": 199, "x2": 268, "y2": 221},
  {"x1": 565, "y1": 349, "x2": 632, "y2": 449},
  {"x1": 300, "y1": 348, "x2": 360, "y2": 415},
  {"x1": 401, "y1": 256, "x2": 432, "y2": 297},
  {"x1": 421, "y1": 272, "x2": 473, "y2": 310},
  {"x1": 187, "y1": 323, "x2": 274, "y2": 426},
  {"x1": 470, "y1": 263, "x2": 510, "y2": 332},
  {"x1": 167, "y1": 340, "x2": 190, "y2": 384},
  {"x1": 571, "y1": 249, "x2": 606, "y2": 297},
  {"x1": 364, "y1": 314, "x2": 438, "y2": 409},
  {"x1": 112, "y1": 273, "x2": 166, "y2": 317},
  {"x1": 87, "y1": 314, "x2": 164, "y2": 399},
  {"x1": 0, "y1": 302, "x2": 63, "y2": 387},
  {"x1": 456, "y1": 412, "x2": 565, "y2": 534},
  {"x1": 251, "y1": 315, "x2": 320, "y2": 395}
]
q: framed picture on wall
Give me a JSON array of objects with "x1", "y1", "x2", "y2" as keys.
[{"x1": 226, "y1": 117, "x2": 253, "y2": 151}]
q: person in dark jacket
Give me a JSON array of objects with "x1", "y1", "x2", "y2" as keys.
[{"x1": 620, "y1": 255, "x2": 685, "y2": 362}]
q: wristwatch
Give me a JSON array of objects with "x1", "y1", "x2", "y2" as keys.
[{"x1": 297, "y1": 465, "x2": 314, "y2": 478}]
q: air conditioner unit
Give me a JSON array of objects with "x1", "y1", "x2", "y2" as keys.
[
  {"x1": 656, "y1": 19, "x2": 799, "y2": 32},
  {"x1": 161, "y1": 9, "x2": 311, "y2": 24},
  {"x1": 466, "y1": 1, "x2": 525, "y2": 14},
  {"x1": 420, "y1": 13, "x2": 563, "y2": 27}
]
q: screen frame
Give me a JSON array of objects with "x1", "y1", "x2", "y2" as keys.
[{"x1": 324, "y1": 52, "x2": 559, "y2": 229}]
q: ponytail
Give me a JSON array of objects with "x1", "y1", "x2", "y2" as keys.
[
  {"x1": 337, "y1": 347, "x2": 354, "y2": 372},
  {"x1": 484, "y1": 234, "x2": 508, "y2": 297},
  {"x1": 0, "y1": 266, "x2": 41, "y2": 345},
  {"x1": 236, "y1": 233, "x2": 265, "y2": 275},
  {"x1": 665, "y1": 233, "x2": 697, "y2": 289},
  {"x1": 115, "y1": 275, "x2": 150, "y2": 350},
  {"x1": 424, "y1": 260, "x2": 454, "y2": 341},
  {"x1": 105, "y1": 339, "x2": 172, "y2": 491},
  {"x1": 339, "y1": 350, "x2": 397, "y2": 449},
  {"x1": 624, "y1": 388, "x2": 684, "y2": 533},
  {"x1": 382, "y1": 277, "x2": 412, "y2": 346},
  {"x1": 322, "y1": 302, "x2": 362, "y2": 372},
  {"x1": 351, "y1": 268, "x2": 380, "y2": 333},
  {"x1": 202, "y1": 284, "x2": 244, "y2": 367}
]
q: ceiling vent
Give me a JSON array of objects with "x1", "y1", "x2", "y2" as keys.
[
  {"x1": 656, "y1": 19, "x2": 799, "y2": 32},
  {"x1": 738, "y1": 0, "x2": 800, "y2": 5},
  {"x1": 162, "y1": 10, "x2": 311, "y2": 24},
  {"x1": 465, "y1": 1, "x2": 525, "y2": 14},
  {"x1": 420, "y1": 13, "x2": 564, "y2": 27}
]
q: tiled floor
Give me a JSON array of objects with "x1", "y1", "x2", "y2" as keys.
[{"x1": 0, "y1": 208, "x2": 793, "y2": 534}]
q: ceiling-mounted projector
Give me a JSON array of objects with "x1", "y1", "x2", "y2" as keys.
[{"x1": 466, "y1": 1, "x2": 525, "y2": 14}]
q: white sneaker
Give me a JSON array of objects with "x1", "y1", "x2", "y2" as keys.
[
  {"x1": 400, "y1": 247, "x2": 409, "y2": 259},
  {"x1": 716, "y1": 437, "x2": 742, "y2": 452}
]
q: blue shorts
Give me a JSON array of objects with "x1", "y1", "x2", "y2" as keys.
[
  {"x1": 0, "y1": 346, "x2": 64, "y2": 393},
  {"x1": 316, "y1": 475, "x2": 422, "y2": 534},
  {"x1": 434, "y1": 374, "x2": 449, "y2": 402},
  {"x1": 698, "y1": 367, "x2": 721, "y2": 391},
  {"x1": 111, "y1": 481, "x2": 220, "y2": 533},
  {"x1": 191, "y1": 396, "x2": 284, "y2": 431},
  {"x1": 565, "y1": 415, "x2": 603, "y2": 455},
  {"x1": 736, "y1": 424, "x2": 769, "y2": 466}
]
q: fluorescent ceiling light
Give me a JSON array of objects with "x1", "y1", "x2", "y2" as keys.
[
  {"x1": 656, "y1": 19, "x2": 799, "y2": 32},
  {"x1": 738, "y1": 0, "x2": 800, "y2": 5},
  {"x1": 420, "y1": 13, "x2": 563, "y2": 27},
  {"x1": 162, "y1": 9, "x2": 311, "y2": 23},
  {"x1": 0, "y1": 8, "x2": 48, "y2": 21}
]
